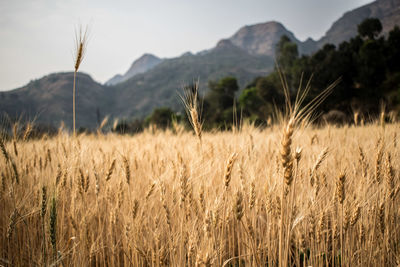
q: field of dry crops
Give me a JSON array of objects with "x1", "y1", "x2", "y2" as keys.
[{"x1": 1, "y1": 122, "x2": 399, "y2": 266}]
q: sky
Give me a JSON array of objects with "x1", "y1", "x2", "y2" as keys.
[{"x1": 0, "y1": 0, "x2": 374, "y2": 91}]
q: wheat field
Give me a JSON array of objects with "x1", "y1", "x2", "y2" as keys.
[{"x1": 0, "y1": 122, "x2": 399, "y2": 266}]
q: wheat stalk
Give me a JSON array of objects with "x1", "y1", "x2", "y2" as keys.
[
  {"x1": 97, "y1": 116, "x2": 109, "y2": 135},
  {"x1": 310, "y1": 147, "x2": 328, "y2": 183},
  {"x1": 384, "y1": 153, "x2": 395, "y2": 199},
  {"x1": 234, "y1": 190, "x2": 244, "y2": 221},
  {"x1": 49, "y1": 196, "x2": 57, "y2": 261},
  {"x1": 375, "y1": 144, "x2": 384, "y2": 184},
  {"x1": 123, "y1": 156, "x2": 131, "y2": 185},
  {"x1": 72, "y1": 25, "x2": 88, "y2": 136},
  {"x1": 224, "y1": 153, "x2": 238, "y2": 190},
  {"x1": 0, "y1": 138, "x2": 10, "y2": 163},
  {"x1": 41, "y1": 186, "x2": 47, "y2": 263},
  {"x1": 105, "y1": 159, "x2": 116, "y2": 181}
]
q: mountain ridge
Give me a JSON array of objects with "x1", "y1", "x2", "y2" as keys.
[{"x1": 0, "y1": 72, "x2": 113, "y2": 129}]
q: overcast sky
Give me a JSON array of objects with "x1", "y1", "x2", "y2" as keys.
[{"x1": 0, "y1": 0, "x2": 374, "y2": 91}]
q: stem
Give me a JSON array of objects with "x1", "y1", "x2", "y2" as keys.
[
  {"x1": 73, "y1": 71, "x2": 77, "y2": 136},
  {"x1": 42, "y1": 217, "x2": 47, "y2": 265},
  {"x1": 340, "y1": 203, "x2": 343, "y2": 267},
  {"x1": 279, "y1": 184, "x2": 285, "y2": 267},
  {"x1": 240, "y1": 219, "x2": 260, "y2": 266},
  {"x1": 219, "y1": 192, "x2": 227, "y2": 266},
  {"x1": 285, "y1": 161, "x2": 299, "y2": 267},
  {"x1": 237, "y1": 220, "x2": 241, "y2": 267}
]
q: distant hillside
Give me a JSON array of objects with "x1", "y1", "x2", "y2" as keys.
[
  {"x1": 0, "y1": 73, "x2": 113, "y2": 129},
  {"x1": 105, "y1": 54, "x2": 162, "y2": 86},
  {"x1": 110, "y1": 40, "x2": 273, "y2": 118},
  {"x1": 318, "y1": 0, "x2": 400, "y2": 47}
]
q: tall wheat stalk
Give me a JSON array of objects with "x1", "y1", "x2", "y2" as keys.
[
  {"x1": 276, "y1": 71, "x2": 339, "y2": 267},
  {"x1": 72, "y1": 26, "x2": 88, "y2": 136}
]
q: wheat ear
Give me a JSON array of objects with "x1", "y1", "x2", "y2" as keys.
[
  {"x1": 224, "y1": 152, "x2": 238, "y2": 190},
  {"x1": 180, "y1": 81, "x2": 203, "y2": 143}
]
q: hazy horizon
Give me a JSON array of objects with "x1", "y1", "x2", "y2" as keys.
[{"x1": 0, "y1": 0, "x2": 374, "y2": 91}]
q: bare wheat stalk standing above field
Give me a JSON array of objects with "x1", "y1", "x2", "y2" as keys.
[{"x1": 72, "y1": 25, "x2": 88, "y2": 136}]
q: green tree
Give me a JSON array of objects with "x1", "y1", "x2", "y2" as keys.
[
  {"x1": 387, "y1": 26, "x2": 400, "y2": 72},
  {"x1": 256, "y1": 72, "x2": 284, "y2": 105},
  {"x1": 276, "y1": 35, "x2": 299, "y2": 72},
  {"x1": 208, "y1": 77, "x2": 238, "y2": 109},
  {"x1": 202, "y1": 77, "x2": 239, "y2": 128},
  {"x1": 358, "y1": 18, "x2": 382, "y2": 39},
  {"x1": 275, "y1": 35, "x2": 300, "y2": 92},
  {"x1": 238, "y1": 87, "x2": 263, "y2": 120},
  {"x1": 146, "y1": 107, "x2": 176, "y2": 129},
  {"x1": 305, "y1": 43, "x2": 355, "y2": 110},
  {"x1": 357, "y1": 39, "x2": 386, "y2": 99}
]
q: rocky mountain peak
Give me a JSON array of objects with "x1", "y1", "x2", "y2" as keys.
[
  {"x1": 227, "y1": 21, "x2": 315, "y2": 57},
  {"x1": 105, "y1": 53, "x2": 162, "y2": 85}
]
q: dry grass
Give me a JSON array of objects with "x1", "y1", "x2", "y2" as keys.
[{"x1": 0, "y1": 122, "x2": 399, "y2": 266}]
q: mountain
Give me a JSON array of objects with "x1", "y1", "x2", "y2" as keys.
[
  {"x1": 0, "y1": 73, "x2": 113, "y2": 129},
  {"x1": 318, "y1": 0, "x2": 400, "y2": 47},
  {"x1": 227, "y1": 21, "x2": 317, "y2": 57},
  {"x1": 107, "y1": 21, "x2": 312, "y2": 87},
  {"x1": 105, "y1": 53, "x2": 162, "y2": 86},
  {"x1": 109, "y1": 40, "x2": 273, "y2": 118}
]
